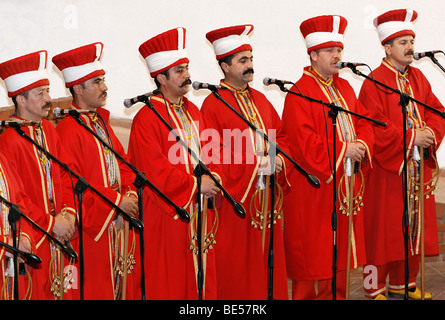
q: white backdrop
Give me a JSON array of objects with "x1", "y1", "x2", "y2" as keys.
[{"x1": 1, "y1": 0, "x2": 445, "y2": 165}]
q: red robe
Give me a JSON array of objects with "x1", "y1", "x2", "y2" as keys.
[
  {"x1": 56, "y1": 104, "x2": 138, "y2": 300},
  {"x1": 282, "y1": 67, "x2": 374, "y2": 281},
  {"x1": 358, "y1": 59, "x2": 445, "y2": 265},
  {"x1": 0, "y1": 118, "x2": 77, "y2": 300},
  {"x1": 127, "y1": 94, "x2": 222, "y2": 300},
  {"x1": 0, "y1": 153, "x2": 36, "y2": 300},
  {"x1": 200, "y1": 81, "x2": 292, "y2": 300}
]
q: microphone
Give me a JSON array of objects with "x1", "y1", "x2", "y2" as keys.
[
  {"x1": 192, "y1": 81, "x2": 224, "y2": 91},
  {"x1": 0, "y1": 239, "x2": 42, "y2": 264},
  {"x1": 123, "y1": 90, "x2": 160, "y2": 108},
  {"x1": 263, "y1": 77, "x2": 293, "y2": 86},
  {"x1": 52, "y1": 107, "x2": 95, "y2": 117},
  {"x1": 414, "y1": 50, "x2": 442, "y2": 60},
  {"x1": 22, "y1": 252, "x2": 42, "y2": 264},
  {"x1": 336, "y1": 61, "x2": 367, "y2": 69},
  {"x1": 0, "y1": 120, "x2": 38, "y2": 127}
]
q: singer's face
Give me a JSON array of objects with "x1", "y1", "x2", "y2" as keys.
[
  {"x1": 310, "y1": 47, "x2": 342, "y2": 79},
  {"x1": 384, "y1": 35, "x2": 415, "y2": 71},
  {"x1": 165, "y1": 63, "x2": 191, "y2": 99},
  {"x1": 17, "y1": 85, "x2": 52, "y2": 122},
  {"x1": 78, "y1": 75, "x2": 108, "y2": 110},
  {"x1": 222, "y1": 50, "x2": 254, "y2": 89}
]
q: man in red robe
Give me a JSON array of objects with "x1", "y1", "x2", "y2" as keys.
[
  {"x1": 200, "y1": 24, "x2": 292, "y2": 299},
  {"x1": 358, "y1": 9, "x2": 445, "y2": 300},
  {"x1": 0, "y1": 153, "x2": 36, "y2": 300},
  {"x1": 128, "y1": 27, "x2": 222, "y2": 300},
  {"x1": 52, "y1": 43, "x2": 139, "y2": 300},
  {"x1": 282, "y1": 15, "x2": 374, "y2": 300},
  {"x1": 0, "y1": 51, "x2": 77, "y2": 300}
]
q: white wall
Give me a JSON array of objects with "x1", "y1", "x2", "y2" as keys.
[{"x1": 1, "y1": 0, "x2": 445, "y2": 165}]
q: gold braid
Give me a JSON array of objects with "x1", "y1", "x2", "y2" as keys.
[{"x1": 250, "y1": 183, "x2": 283, "y2": 229}]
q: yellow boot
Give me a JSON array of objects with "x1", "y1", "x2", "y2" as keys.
[
  {"x1": 388, "y1": 287, "x2": 432, "y2": 300},
  {"x1": 370, "y1": 293, "x2": 387, "y2": 300}
]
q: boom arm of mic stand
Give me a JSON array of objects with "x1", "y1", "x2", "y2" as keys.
[
  {"x1": 12, "y1": 126, "x2": 144, "y2": 230},
  {"x1": 0, "y1": 195, "x2": 77, "y2": 259},
  {"x1": 69, "y1": 114, "x2": 190, "y2": 221},
  {"x1": 277, "y1": 84, "x2": 387, "y2": 128},
  {"x1": 142, "y1": 98, "x2": 246, "y2": 218},
  {"x1": 351, "y1": 68, "x2": 445, "y2": 118},
  {"x1": 210, "y1": 89, "x2": 321, "y2": 188}
]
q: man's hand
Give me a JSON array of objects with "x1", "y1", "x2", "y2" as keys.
[
  {"x1": 414, "y1": 128, "x2": 434, "y2": 148},
  {"x1": 201, "y1": 175, "x2": 221, "y2": 199},
  {"x1": 53, "y1": 213, "x2": 75, "y2": 242},
  {"x1": 345, "y1": 142, "x2": 366, "y2": 162},
  {"x1": 5, "y1": 235, "x2": 32, "y2": 263},
  {"x1": 258, "y1": 156, "x2": 284, "y2": 175},
  {"x1": 275, "y1": 156, "x2": 283, "y2": 174},
  {"x1": 119, "y1": 195, "x2": 139, "y2": 218}
]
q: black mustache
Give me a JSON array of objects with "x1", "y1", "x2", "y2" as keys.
[
  {"x1": 42, "y1": 101, "x2": 52, "y2": 109},
  {"x1": 243, "y1": 68, "x2": 254, "y2": 75},
  {"x1": 181, "y1": 78, "x2": 192, "y2": 87},
  {"x1": 405, "y1": 50, "x2": 414, "y2": 56}
]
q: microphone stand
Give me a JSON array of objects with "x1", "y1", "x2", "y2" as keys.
[
  {"x1": 140, "y1": 95, "x2": 246, "y2": 218},
  {"x1": 207, "y1": 87, "x2": 321, "y2": 300},
  {"x1": 209, "y1": 88, "x2": 321, "y2": 189},
  {"x1": 273, "y1": 81, "x2": 385, "y2": 300},
  {"x1": 268, "y1": 156, "x2": 277, "y2": 300},
  {"x1": 6, "y1": 197, "x2": 19, "y2": 300},
  {"x1": 1, "y1": 194, "x2": 72, "y2": 299},
  {"x1": 425, "y1": 51, "x2": 445, "y2": 74},
  {"x1": 139, "y1": 95, "x2": 245, "y2": 300},
  {"x1": 347, "y1": 66, "x2": 445, "y2": 300},
  {"x1": 67, "y1": 112, "x2": 191, "y2": 300},
  {"x1": 11, "y1": 124, "x2": 143, "y2": 300}
]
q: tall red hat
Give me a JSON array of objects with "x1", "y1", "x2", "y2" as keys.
[
  {"x1": 52, "y1": 42, "x2": 105, "y2": 88},
  {"x1": 300, "y1": 15, "x2": 348, "y2": 54},
  {"x1": 373, "y1": 9, "x2": 417, "y2": 45},
  {"x1": 0, "y1": 51, "x2": 49, "y2": 97},
  {"x1": 139, "y1": 27, "x2": 189, "y2": 78},
  {"x1": 206, "y1": 24, "x2": 254, "y2": 60}
]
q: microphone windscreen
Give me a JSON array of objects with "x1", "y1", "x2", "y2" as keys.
[
  {"x1": 123, "y1": 99, "x2": 132, "y2": 108},
  {"x1": 263, "y1": 77, "x2": 271, "y2": 86},
  {"x1": 52, "y1": 107, "x2": 62, "y2": 117},
  {"x1": 192, "y1": 81, "x2": 200, "y2": 90}
]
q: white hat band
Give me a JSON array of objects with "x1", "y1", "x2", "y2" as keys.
[
  {"x1": 376, "y1": 20, "x2": 414, "y2": 42},
  {"x1": 61, "y1": 60, "x2": 104, "y2": 83},
  {"x1": 145, "y1": 49, "x2": 188, "y2": 73},
  {"x1": 4, "y1": 68, "x2": 48, "y2": 93},
  {"x1": 305, "y1": 32, "x2": 344, "y2": 49},
  {"x1": 212, "y1": 31, "x2": 252, "y2": 56}
]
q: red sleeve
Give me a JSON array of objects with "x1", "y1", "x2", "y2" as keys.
[
  {"x1": 0, "y1": 131, "x2": 56, "y2": 247},
  {"x1": 128, "y1": 106, "x2": 198, "y2": 217},
  {"x1": 283, "y1": 78, "x2": 374, "y2": 183},
  {"x1": 282, "y1": 87, "x2": 345, "y2": 183},
  {"x1": 56, "y1": 118, "x2": 123, "y2": 241},
  {"x1": 252, "y1": 92, "x2": 293, "y2": 194},
  {"x1": 201, "y1": 93, "x2": 262, "y2": 202}
]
